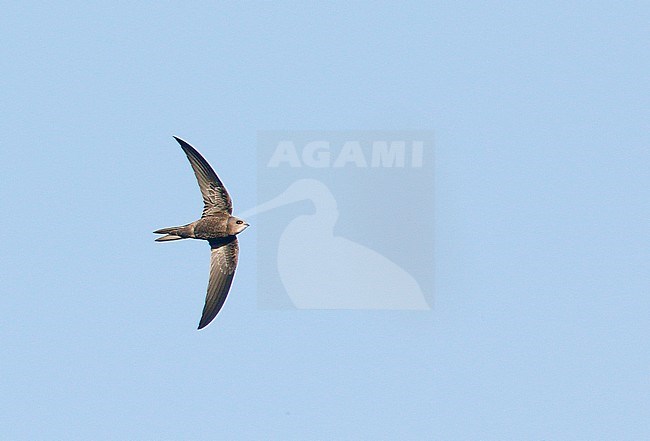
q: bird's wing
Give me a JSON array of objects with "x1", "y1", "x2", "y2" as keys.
[
  {"x1": 173, "y1": 136, "x2": 233, "y2": 216},
  {"x1": 198, "y1": 237, "x2": 239, "y2": 329}
]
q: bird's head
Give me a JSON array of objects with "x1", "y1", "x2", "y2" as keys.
[{"x1": 227, "y1": 216, "x2": 250, "y2": 235}]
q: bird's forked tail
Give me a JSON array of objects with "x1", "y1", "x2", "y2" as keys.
[{"x1": 153, "y1": 224, "x2": 192, "y2": 242}]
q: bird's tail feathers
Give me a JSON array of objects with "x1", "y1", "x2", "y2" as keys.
[
  {"x1": 154, "y1": 224, "x2": 193, "y2": 241},
  {"x1": 155, "y1": 234, "x2": 184, "y2": 242}
]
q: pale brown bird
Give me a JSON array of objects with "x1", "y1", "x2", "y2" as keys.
[{"x1": 154, "y1": 136, "x2": 249, "y2": 329}]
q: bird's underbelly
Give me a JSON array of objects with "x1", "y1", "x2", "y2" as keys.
[{"x1": 193, "y1": 216, "x2": 228, "y2": 239}]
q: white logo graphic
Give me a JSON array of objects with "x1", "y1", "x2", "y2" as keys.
[{"x1": 242, "y1": 179, "x2": 429, "y2": 309}]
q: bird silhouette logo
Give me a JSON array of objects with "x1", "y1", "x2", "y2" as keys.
[{"x1": 242, "y1": 179, "x2": 429, "y2": 309}]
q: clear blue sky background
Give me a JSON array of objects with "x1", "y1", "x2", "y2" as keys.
[{"x1": 1, "y1": 2, "x2": 649, "y2": 440}]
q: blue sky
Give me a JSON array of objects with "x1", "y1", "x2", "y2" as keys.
[{"x1": 1, "y1": 2, "x2": 649, "y2": 439}]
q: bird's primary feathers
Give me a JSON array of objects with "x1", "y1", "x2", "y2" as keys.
[{"x1": 154, "y1": 136, "x2": 249, "y2": 329}]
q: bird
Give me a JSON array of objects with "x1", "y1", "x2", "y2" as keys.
[{"x1": 154, "y1": 136, "x2": 249, "y2": 329}]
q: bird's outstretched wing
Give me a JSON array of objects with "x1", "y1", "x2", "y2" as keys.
[
  {"x1": 198, "y1": 237, "x2": 239, "y2": 329},
  {"x1": 173, "y1": 136, "x2": 233, "y2": 216}
]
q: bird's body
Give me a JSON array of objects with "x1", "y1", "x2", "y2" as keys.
[
  {"x1": 155, "y1": 213, "x2": 236, "y2": 240},
  {"x1": 194, "y1": 214, "x2": 230, "y2": 239},
  {"x1": 154, "y1": 137, "x2": 248, "y2": 329}
]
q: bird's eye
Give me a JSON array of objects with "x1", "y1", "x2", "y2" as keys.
[{"x1": 236, "y1": 220, "x2": 243, "y2": 224}]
